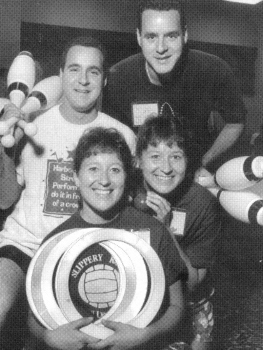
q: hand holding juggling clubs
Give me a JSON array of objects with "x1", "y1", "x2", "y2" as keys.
[
  {"x1": 0, "y1": 51, "x2": 63, "y2": 147},
  {"x1": 196, "y1": 155, "x2": 263, "y2": 226},
  {"x1": 197, "y1": 156, "x2": 263, "y2": 191},
  {"x1": 0, "y1": 51, "x2": 36, "y2": 147}
]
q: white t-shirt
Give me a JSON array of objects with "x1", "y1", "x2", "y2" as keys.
[{"x1": 0, "y1": 105, "x2": 136, "y2": 257}]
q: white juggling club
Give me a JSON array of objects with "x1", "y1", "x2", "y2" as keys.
[
  {"x1": 21, "y1": 75, "x2": 62, "y2": 115},
  {"x1": 197, "y1": 156, "x2": 263, "y2": 191},
  {"x1": 7, "y1": 51, "x2": 35, "y2": 108},
  {"x1": 209, "y1": 187, "x2": 263, "y2": 225}
]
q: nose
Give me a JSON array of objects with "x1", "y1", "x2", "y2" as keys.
[
  {"x1": 99, "y1": 171, "x2": 111, "y2": 186},
  {"x1": 160, "y1": 157, "x2": 173, "y2": 174},
  {"x1": 78, "y1": 70, "x2": 89, "y2": 85},
  {"x1": 156, "y1": 37, "x2": 168, "y2": 54}
]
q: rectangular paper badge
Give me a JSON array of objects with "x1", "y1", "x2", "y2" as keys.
[
  {"x1": 132, "y1": 102, "x2": 159, "y2": 127},
  {"x1": 170, "y1": 209, "x2": 186, "y2": 236}
]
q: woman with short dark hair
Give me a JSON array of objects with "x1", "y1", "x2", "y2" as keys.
[{"x1": 134, "y1": 115, "x2": 222, "y2": 349}]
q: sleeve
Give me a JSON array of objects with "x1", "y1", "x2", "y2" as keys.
[
  {"x1": 181, "y1": 195, "x2": 222, "y2": 269},
  {"x1": 212, "y1": 59, "x2": 247, "y2": 124},
  {"x1": 157, "y1": 225, "x2": 187, "y2": 287}
]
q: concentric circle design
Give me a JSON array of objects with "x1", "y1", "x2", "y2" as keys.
[{"x1": 26, "y1": 228, "x2": 165, "y2": 340}]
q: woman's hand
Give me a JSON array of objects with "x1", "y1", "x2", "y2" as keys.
[
  {"x1": 44, "y1": 317, "x2": 99, "y2": 350},
  {"x1": 88, "y1": 320, "x2": 149, "y2": 350},
  {"x1": 146, "y1": 191, "x2": 171, "y2": 224}
]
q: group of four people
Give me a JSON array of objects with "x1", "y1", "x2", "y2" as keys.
[{"x1": 0, "y1": 0, "x2": 246, "y2": 349}]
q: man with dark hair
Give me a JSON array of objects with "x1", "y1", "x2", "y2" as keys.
[
  {"x1": 102, "y1": 0, "x2": 246, "y2": 171},
  {"x1": 0, "y1": 36, "x2": 136, "y2": 346},
  {"x1": 60, "y1": 36, "x2": 109, "y2": 76}
]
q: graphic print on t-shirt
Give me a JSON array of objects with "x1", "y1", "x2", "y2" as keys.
[{"x1": 43, "y1": 148, "x2": 80, "y2": 216}]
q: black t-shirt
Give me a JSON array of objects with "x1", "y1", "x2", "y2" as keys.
[
  {"x1": 134, "y1": 179, "x2": 221, "y2": 270},
  {"x1": 44, "y1": 206, "x2": 186, "y2": 321},
  {"x1": 103, "y1": 48, "x2": 246, "y2": 153},
  {"x1": 45, "y1": 205, "x2": 186, "y2": 287},
  {"x1": 133, "y1": 179, "x2": 221, "y2": 302}
]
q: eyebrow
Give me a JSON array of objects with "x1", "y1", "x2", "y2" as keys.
[
  {"x1": 144, "y1": 30, "x2": 180, "y2": 36},
  {"x1": 165, "y1": 30, "x2": 180, "y2": 36},
  {"x1": 67, "y1": 63, "x2": 102, "y2": 72}
]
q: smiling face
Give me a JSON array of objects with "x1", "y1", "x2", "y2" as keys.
[
  {"x1": 74, "y1": 152, "x2": 126, "y2": 223},
  {"x1": 137, "y1": 9, "x2": 187, "y2": 80},
  {"x1": 61, "y1": 45, "x2": 104, "y2": 116},
  {"x1": 138, "y1": 141, "x2": 187, "y2": 194}
]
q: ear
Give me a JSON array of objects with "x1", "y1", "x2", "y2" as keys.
[
  {"x1": 134, "y1": 156, "x2": 141, "y2": 169},
  {"x1": 183, "y1": 27, "x2": 188, "y2": 44},
  {"x1": 136, "y1": 28, "x2": 142, "y2": 48},
  {"x1": 59, "y1": 68, "x2": 63, "y2": 81},
  {"x1": 73, "y1": 171, "x2": 80, "y2": 187}
]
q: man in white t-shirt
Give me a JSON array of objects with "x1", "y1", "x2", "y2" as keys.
[{"x1": 0, "y1": 36, "x2": 136, "y2": 346}]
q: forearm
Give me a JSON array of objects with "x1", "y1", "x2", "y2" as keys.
[
  {"x1": 28, "y1": 311, "x2": 47, "y2": 345},
  {"x1": 145, "y1": 305, "x2": 184, "y2": 348},
  {"x1": 0, "y1": 144, "x2": 21, "y2": 209},
  {"x1": 143, "y1": 282, "x2": 184, "y2": 347},
  {"x1": 187, "y1": 268, "x2": 207, "y2": 294},
  {"x1": 202, "y1": 123, "x2": 244, "y2": 167}
]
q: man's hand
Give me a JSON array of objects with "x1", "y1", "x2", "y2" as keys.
[
  {"x1": 0, "y1": 103, "x2": 24, "y2": 121},
  {"x1": 88, "y1": 320, "x2": 149, "y2": 350},
  {"x1": 146, "y1": 191, "x2": 171, "y2": 223},
  {"x1": 0, "y1": 103, "x2": 25, "y2": 145},
  {"x1": 194, "y1": 167, "x2": 215, "y2": 188},
  {"x1": 44, "y1": 317, "x2": 99, "y2": 350}
]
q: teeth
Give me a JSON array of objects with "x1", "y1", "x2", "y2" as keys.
[
  {"x1": 155, "y1": 175, "x2": 172, "y2": 181},
  {"x1": 94, "y1": 190, "x2": 111, "y2": 195}
]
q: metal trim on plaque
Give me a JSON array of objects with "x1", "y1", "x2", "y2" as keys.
[
  {"x1": 26, "y1": 229, "x2": 101, "y2": 329},
  {"x1": 26, "y1": 228, "x2": 165, "y2": 341},
  {"x1": 56, "y1": 240, "x2": 148, "y2": 325},
  {"x1": 57, "y1": 229, "x2": 165, "y2": 339}
]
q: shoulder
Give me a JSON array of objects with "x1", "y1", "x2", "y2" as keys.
[
  {"x1": 110, "y1": 53, "x2": 143, "y2": 73},
  {"x1": 96, "y1": 112, "x2": 136, "y2": 139},
  {"x1": 108, "y1": 53, "x2": 144, "y2": 84},
  {"x1": 42, "y1": 212, "x2": 82, "y2": 244},
  {"x1": 120, "y1": 206, "x2": 169, "y2": 235},
  {"x1": 188, "y1": 49, "x2": 231, "y2": 72},
  {"x1": 32, "y1": 105, "x2": 60, "y2": 126}
]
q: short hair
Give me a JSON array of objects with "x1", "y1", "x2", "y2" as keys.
[
  {"x1": 60, "y1": 36, "x2": 108, "y2": 76},
  {"x1": 137, "y1": 0, "x2": 186, "y2": 33},
  {"x1": 136, "y1": 115, "x2": 201, "y2": 177},
  {"x1": 74, "y1": 127, "x2": 133, "y2": 180}
]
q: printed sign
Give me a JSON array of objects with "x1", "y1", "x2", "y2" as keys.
[{"x1": 44, "y1": 160, "x2": 80, "y2": 216}]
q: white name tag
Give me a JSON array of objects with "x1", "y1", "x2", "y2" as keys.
[
  {"x1": 170, "y1": 209, "x2": 186, "y2": 236},
  {"x1": 132, "y1": 229, "x2": 151, "y2": 245},
  {"x1": 132, "y1": 102, "x2": 159, "y2": 127}
]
